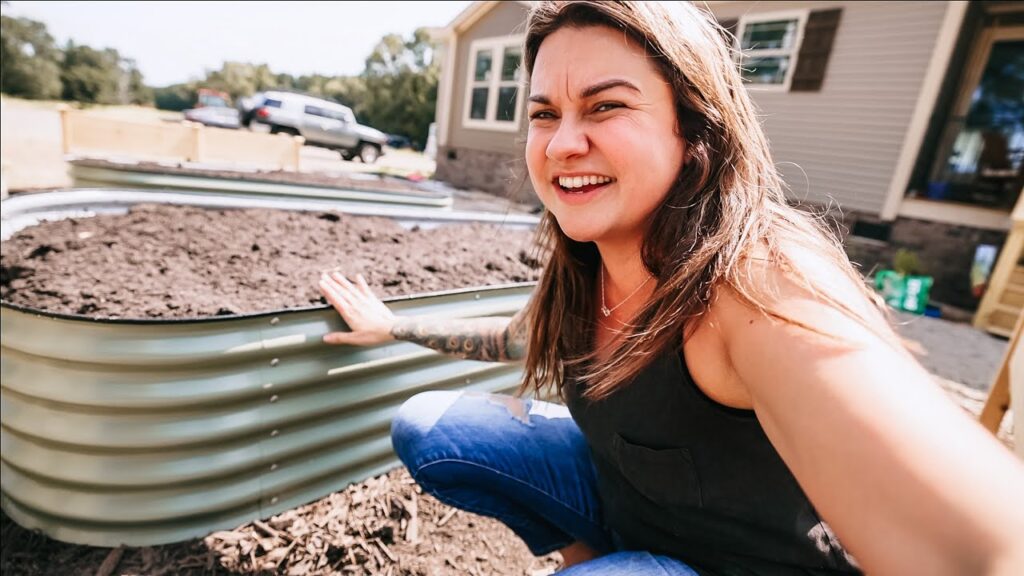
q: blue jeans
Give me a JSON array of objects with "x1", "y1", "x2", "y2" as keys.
[{"x1": 391, "y1": 390, "x2": 698, "y2": 575}]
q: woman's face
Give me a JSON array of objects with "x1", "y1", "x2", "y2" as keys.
[{"x1": 526, "y1": 25, "x2": 685, "y2": 247}]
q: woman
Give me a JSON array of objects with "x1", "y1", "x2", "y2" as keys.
[{"x1": 318, "y1": 2, "x2": 1024, "y2": 574}]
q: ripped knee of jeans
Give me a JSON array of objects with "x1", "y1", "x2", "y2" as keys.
[{"x1": 468, "y1": 392, "x2": 533, "y2": 426}]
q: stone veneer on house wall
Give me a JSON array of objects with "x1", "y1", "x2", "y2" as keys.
[
  {"x1": 434, "y1": 146, "x2": 537, "y2": 204},
  {"x1": 834, "y1": 211, "x2": 1007, "y2": 313}
]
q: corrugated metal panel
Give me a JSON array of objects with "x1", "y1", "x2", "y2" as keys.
[
  {"x1": 709, "y1": 1, "x2": 951, "y2": 215},
  {"x1": 1, "y1": 284, "x2": 533, "y2": 547},
  {"x1": 0, "y1": 189, "x2": 539, "y2": 242},
  {"x1": 68, "y1": 162, "x2": 455, "y2": 209}
]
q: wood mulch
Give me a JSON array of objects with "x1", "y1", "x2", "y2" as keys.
[{"x1": 1, "y1": 467, "x2": 562, "y2": 576}]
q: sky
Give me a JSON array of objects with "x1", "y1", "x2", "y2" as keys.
[{"x1": 2, "y1": 1, "x2": 475, "y2": 87}]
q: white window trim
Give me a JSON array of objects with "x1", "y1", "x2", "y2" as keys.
[
  {"x1": 735, "y1": 9, "x2": 809, "y2": 92},
  {"x1": 462, "y1": 35, "x2": 525, "y2": 132}
]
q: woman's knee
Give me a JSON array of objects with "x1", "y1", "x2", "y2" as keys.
[{"x1": 390, "y1": 390, "x2": 463, "y2": 466}]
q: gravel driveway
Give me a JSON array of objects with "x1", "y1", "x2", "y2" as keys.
[{"x1": 892, "y1": 311, "x2": 1007, "y2": 392}]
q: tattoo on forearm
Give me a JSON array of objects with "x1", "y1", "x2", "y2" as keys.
[{"x1": 391, "y1": 315, "x2": 527, "y2": 362}]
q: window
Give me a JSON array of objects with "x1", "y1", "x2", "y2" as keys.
[
  {"x1": 304, "y1": 105, "x2": 327, "y2": 118},
  {"x1": 463, "y1": 36, "x2": 524, "y2": 131},
  {"x1": 304, "y1": 105, "x2": 349, "y2": 122},
  {"x1": 735, "y1": 11, "x2": 808, "y2": 90}
]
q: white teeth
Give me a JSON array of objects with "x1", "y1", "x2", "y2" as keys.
[{"x1": 557, "y1": 175, "x2": 612, "y2": 189}]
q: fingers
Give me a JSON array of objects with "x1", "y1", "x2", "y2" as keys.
[
  {"x1": 320, "y1": 272, "x2": 358, "y2": 300},
  {"x1": 356, "y1": 274, "x2": 374, "y2": 298},
  {"x1": 321, "y1": 270, "x2": 377, "y2": 302},
  {"x1": 319, "y1": 275, "x2": 354, "y2": 313},
  {"x1": 323, "y1": 331, "x2": 356, "y2": 345},
  {"x1": 331, "y1": 271, "x2": 359, "y2": 295},
  {"x1": 318, "y1": 270, "x2": 392, "y2": 347}
]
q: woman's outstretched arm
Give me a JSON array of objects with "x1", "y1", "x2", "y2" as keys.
[
  {"x1": 712, "y1": 256, "x2": 1024, "y2": 576},
  {"x1": 318, "y1": 270, "x2": 528, "y2": 362}
]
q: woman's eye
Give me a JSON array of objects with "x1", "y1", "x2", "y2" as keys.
[
  {"x1": 594, "y1": 102, "x2": 623, "y2": 113},
  {"x1": 529, "y1": 110, "x2": 556, "y2": 120}
]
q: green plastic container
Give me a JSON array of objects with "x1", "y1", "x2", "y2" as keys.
[{"x1": 874, "y1": 270, "x2": 934, "y2": 314}]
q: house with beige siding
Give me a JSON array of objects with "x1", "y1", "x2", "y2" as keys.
[{"x1": 432, "y1": 1, "x2": 1024, "y2": 327}]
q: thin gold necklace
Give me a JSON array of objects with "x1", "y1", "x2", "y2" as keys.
[{"x1": 600, "y1": 263, "x2": 653, "y2": 317}]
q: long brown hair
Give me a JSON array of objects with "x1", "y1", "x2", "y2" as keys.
[{"x1": 518, "y1": 1, "x2": 887, "y2": 401}]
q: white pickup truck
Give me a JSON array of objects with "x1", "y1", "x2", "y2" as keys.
[{"x1": 239, "y1": 90, "x2": 388, "y2": 163}]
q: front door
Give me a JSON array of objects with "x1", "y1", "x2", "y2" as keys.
[{"x1": 928, "y1": 25, "x2": 1024, "y2": 210}]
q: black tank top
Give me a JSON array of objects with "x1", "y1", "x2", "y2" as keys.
[{"x1": 564, "y1": 343, "x2": 862, "y2": 576}]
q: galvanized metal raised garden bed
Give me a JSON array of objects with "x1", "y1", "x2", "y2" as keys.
[
  {"x1": 1, "y1": 190, "x2": 537, "y2": 546},
  {"x1": 67, "y1": 158, "x2": 455, "y2": 210}
]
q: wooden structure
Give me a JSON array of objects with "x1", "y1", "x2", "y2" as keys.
[
  {"x1": 974, "y1": 188, "x2": 1024, "y2": 337},
  {"x1": 979, "y1": 307, "x2": 1022, "y2": 459},
  {"x1": 58, "y1": 105, "x2": 304, "y2": 171}
]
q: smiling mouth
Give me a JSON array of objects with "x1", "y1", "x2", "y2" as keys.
[{"x1": 554, "y1": 175, "x2": 615, "y2": 194}]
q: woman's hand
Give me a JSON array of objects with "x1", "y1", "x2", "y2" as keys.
[{"x1": 318, "y1": 271, "x2": 397, "y2": 346}]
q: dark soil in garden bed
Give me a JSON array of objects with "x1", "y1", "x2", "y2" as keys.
[
  {"x1": 0, "y1": 467, "x2": 562, "y2": 576},
  {"x1": 0, "y1": 204, "x2": 542, "y2": 319}
]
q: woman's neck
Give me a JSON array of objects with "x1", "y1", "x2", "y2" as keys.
[
  {"x1": 596, "y1": 238, "x2": 652, "y2": 307},
  {"x1": 592, "y1": 237, "x2": 654, "y2": 359}
]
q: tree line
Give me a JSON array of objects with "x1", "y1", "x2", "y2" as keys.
[{"x1": 1, "y1": 14, "x2": 440, "y2": 149}]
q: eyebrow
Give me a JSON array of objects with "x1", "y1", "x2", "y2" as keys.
[{"x1": 528, "y1": 78, "x2": 642, "y2": 105}]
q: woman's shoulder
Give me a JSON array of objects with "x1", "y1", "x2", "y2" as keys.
[{"x1": 708, "y1": 238, "x2": 898, "y2": 348}]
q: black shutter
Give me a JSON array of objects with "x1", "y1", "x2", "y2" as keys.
[
  {"x1": 718, "y1": 18, "x2": 739, "y2": 48},
  {"x1": 790, "y1": 8, "x2": 842, "y2": 92}
]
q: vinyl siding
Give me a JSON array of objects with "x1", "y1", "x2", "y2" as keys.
[
  {"x1": 710, "y1": 1, "x2": 951, "y2": 215},
  {"x1": 448, "y1": 1, "x2": 531, "y2": 155},
  {"x1": 442, "y1": 1, "x2": 950, "y2": 215}
]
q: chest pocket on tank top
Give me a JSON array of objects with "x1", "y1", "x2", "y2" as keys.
[{"x1": 611, "y1": 433, "x2": 704, "y2": 508}]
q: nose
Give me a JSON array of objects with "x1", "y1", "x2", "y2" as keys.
[{"x1": 546, "y1": 117, "x2": 589, "y2": 161}]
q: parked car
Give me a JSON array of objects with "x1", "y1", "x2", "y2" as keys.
[
  {"x1": 183, "y1": 105, "x2": 240, "y2": 129},
  {"x1": 239, "y1": 91, "x2": 387, "y2": 163},
  {"x1": 386, "y1": 134, "x2": 413, "y2": 149},
  {"x1": 196, "y1": 88, "x2": 231, "y2": 109}
]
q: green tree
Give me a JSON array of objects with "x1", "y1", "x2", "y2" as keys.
[
  {"x1": 203, "y1": 61, "x2": 277, "y2": 102},
  {"x1": 359, "y1": 27, "x2": 439, "y2": 149},
  {"x1": 60, "y1": 41, "x2": 125, "y2": 104},
  {"x1": 0, "y1": 15, "x2": 62, "y2": 99},
  {"x1": 153, "y1": 82, "x2": 196, "y2": 111},
  {"x1": 117, "y1": 57, "x2": 152, "y2": 105},
  {"x1": 324, "y1": 75, "x2": 366, "y2": 109},
  {"x1": 125, "y1": 64, "x2": 152, "y2": 105}
]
